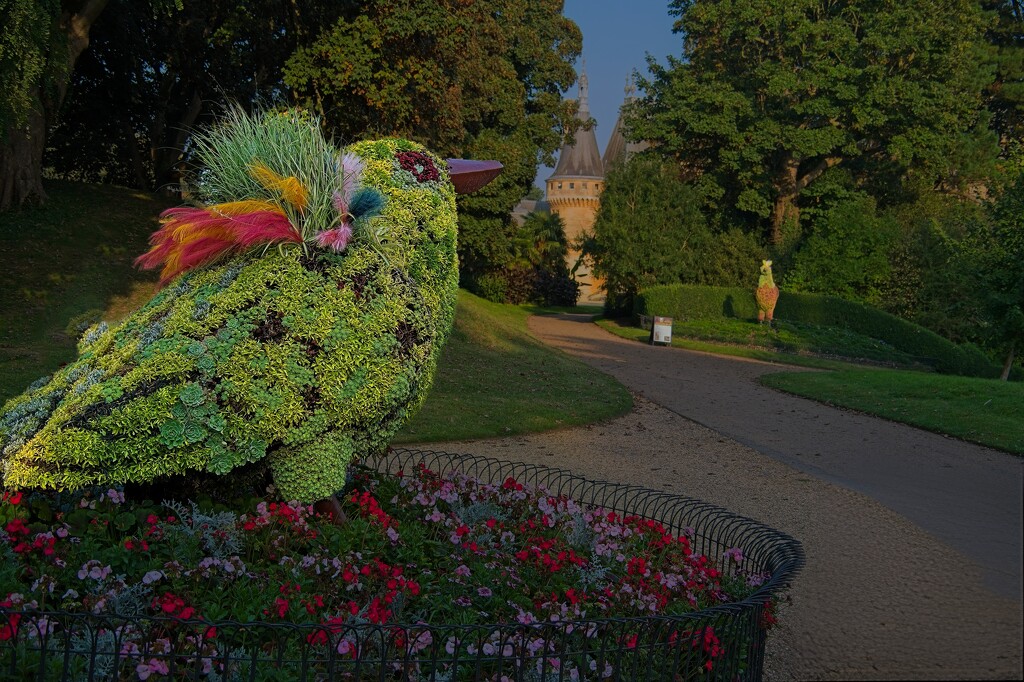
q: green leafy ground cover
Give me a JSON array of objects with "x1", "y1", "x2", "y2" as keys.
[{"x1": 598, "y1": 319, "x2": 1023, "y2": 454}]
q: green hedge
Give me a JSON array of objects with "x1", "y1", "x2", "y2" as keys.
[{"x1": 634, "y1": 284, "x2": 997, "y2": 377}]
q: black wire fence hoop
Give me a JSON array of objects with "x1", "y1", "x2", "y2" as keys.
[{"x1": 1, "y1": 448, "x2": 804, "y2": 681}]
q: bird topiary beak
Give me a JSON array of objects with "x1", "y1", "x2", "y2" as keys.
[{"x1": 446, "y1": 159, "x2": 503, "y2": 194}]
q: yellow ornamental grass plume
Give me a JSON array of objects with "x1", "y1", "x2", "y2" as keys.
[{"x1": 249, "y1": 162, "x2": 309, "y2": 213}]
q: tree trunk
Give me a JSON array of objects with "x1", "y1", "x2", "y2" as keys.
[
  {"x1": 999, "y1": 340, "x2": 1016, "y2": 381},
  {"x1": 153, "y1": 89, "x2": 204, "y2": 192},
  {"x1": 771, "y1": 155, "x2": 800, "y2": 245},
  {"x1": 0, "y1": 100, "x2": 48, "y2": 211},
  {"x1": 0, "y1": 0, "x2": 110, "y2": 211},
  {"x1": 123, "y1": 118, "x2": 151, "y2": 190}
]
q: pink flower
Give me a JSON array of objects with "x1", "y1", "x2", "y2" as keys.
[{"x1": 76, "y1": 561, "x2": 110, "y2": 581}]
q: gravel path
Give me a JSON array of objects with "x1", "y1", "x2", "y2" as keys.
[{"x1": 421, "y1": 314, "x2": 1024, "y2": 680}]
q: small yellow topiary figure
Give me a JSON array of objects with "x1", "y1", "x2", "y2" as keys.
[
  {"x1": 756, "y1": 259, "x2": 779, "y2": 323},
  {"x1": 0, "y1": 109, "x2": 500, "y2": 516}
]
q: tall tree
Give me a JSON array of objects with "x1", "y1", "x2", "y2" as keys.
[
  {"x1": 1, "y1": 0, "x2": 111, "y2": 209},
  {"x1": 583, "y1": 153, "x2": 711, "y2": 310},
  {"x1": 46, "y1": 0, "x2": 344, "y2": 191},
  {"x1": 284, "y1": 0, "x2": 581, "y2": 288},
  {"x1": 955, "y1": 160, "x2": 1024, "y2": 379},
  {"x1": 630, "y1": 0, "x2": 997, "y2": 245},
  {"x1": 981, "y1": 0, "x2": 1024, "y2": 148}
]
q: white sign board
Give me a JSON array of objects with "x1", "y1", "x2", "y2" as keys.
[{"x1": 652, "y1": 316, "x2": 673, "y2": 345}]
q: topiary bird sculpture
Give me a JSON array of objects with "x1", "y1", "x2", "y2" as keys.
[
  {"x1": 0, "y1": 109, "x2": 501, "y2": 517},
  {"x1": 755, "y1": 259, "x2": 779, "y2": 324}
]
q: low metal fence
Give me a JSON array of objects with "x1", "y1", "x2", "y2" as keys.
[{"x1": 0, "y1": 448, "x2": 804, "y2": 681}]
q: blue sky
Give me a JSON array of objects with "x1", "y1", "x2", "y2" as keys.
[{"x1": 536, "y1": 0, "x2": 682, "y2": 187}]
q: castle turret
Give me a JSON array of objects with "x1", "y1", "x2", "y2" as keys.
[
  {"x1": 546, "y1": 64, "x2": 605, "y2": 302},
  {"x1": 602, "y1": 79, "x2": 649, "y2": 172}
]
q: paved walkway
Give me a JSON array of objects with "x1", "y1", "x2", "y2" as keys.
[
  {"x1": 428, "y1": 314, "x2": 1024, "y2": 679},
  {"x1": 532, "y1": 315, "x2": 1024, "y2": 600}
]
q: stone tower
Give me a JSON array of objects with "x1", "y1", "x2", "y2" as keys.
[{"x1": 546, "y1": 64, "x2": 605, "y2": 303}]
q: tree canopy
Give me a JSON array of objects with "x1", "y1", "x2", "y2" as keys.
[
  {"x1": 0, "y1": 0, "x2": 192, "y2": 209},
  {"x1": 17, "y1": 0, "x2": 581, "y2": 293},
  {"x1": 629, "y1": 0, "x2": 997, "y2": 245},
  {"x1": 584, "y1": 153, "x2": 712, "y2": 310},
  {"x1": 284, "y1": 0, "x2": 581, "y2": 288}
]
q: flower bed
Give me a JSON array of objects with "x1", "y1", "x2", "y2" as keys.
[{"x1": 0, "y1": 449, "x2": 803, "y2": 680}]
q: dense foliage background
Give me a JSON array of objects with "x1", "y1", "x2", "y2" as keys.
[
  {"x1": 1, "y1": 0, "x2": 582, "y2": 296},
  {"x1": 2, "y1": 0, "x2": 1021, "y2": 374},
  {"x1": 586, "y1": 0, "x2": 1023, "y2": 377}
]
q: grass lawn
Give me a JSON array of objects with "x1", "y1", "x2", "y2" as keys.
[
  {"x1": 597, "y1": 318, "x2": 865, "y2": 371},
  {"x1": 761, "y1": 370, "x2": 1024, "y2": 454},
  {"x1": 0, "y1": 181, "x2": 174, "y2": 403},
  {"x1": 395, "y1": 293, "x2": 632, "y2": 443},
  {"x1": 0, "y1": 181, "x2": 632, "y2": 441},
  {"x1": 598, "y1": 317, "x2": 1023, "y2": 454}
]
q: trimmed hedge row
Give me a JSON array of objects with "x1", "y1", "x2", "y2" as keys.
[{"x1": 634, "y1": 284, "x2": 997, "y2": 377}]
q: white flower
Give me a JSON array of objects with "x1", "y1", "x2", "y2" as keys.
[{"x1": 142, "y1": 571, "x2": 163, "y2": 585}]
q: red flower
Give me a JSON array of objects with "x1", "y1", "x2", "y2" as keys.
[
  {"x1": 1, "y1": 491, "x2": 22, "y2": 506},
  {"x1": 0, "y1": 600, "x2": 20, "y2": 642},
  {"x1": 4, "y1": 518, "x2": 28, "y2": 537},
  {"x1": 626, "y1": 556, "x2": 647, "y2": 576}
]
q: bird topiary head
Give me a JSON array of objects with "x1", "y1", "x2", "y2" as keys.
[
  {"x1": 758, "y1": 259, "x2": 775, "y2": 289},
  {"x1": 1, "y1": 108, "x2": 501, "y2": 506}
]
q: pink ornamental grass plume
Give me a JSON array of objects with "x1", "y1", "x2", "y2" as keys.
[
  {"x1": 136, "y1": 206, "x2": 301, "y2": 285},
  {"x1": 315, "y1": 225, "x2": 353, "y2": 252},
  {"x1": 339, "y1": 153, "x2": 364, "y2": 199}
]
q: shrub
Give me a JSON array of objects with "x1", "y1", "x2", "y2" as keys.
[
  {"x1": 634, "y1": 284, "x2": 999, "y2": 376},
  {"x1": 785, "y1": 196, "x2": 899, "y2": 306}
]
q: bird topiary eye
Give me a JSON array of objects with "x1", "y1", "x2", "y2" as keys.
[{"x1": 395, "y1": 151, "x2": 440, "y2": 184}]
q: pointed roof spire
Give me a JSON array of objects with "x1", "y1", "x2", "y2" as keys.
[
  {"x1": 548, "y1": 60, "x2": 603, "y2": 181},
  {"x1": 602, "y1": 74, "x2": 649, "y2": 173},
  {"x1": 578, "y1": 59, "x2": 590, "y2": 118}
]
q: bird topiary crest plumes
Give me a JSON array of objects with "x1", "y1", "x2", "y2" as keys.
[{"x1": 0, "y1": 110, "x2": 469, "y2": 503}]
